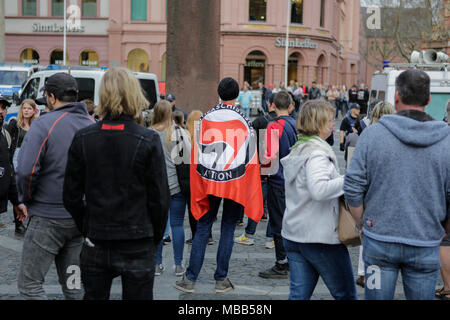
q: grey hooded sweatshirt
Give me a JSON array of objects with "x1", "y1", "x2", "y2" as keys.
[{"x1": 344, "y1": 112, "x2": 450, "y2": 247}]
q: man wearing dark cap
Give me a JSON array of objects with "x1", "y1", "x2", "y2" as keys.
[
  {"x1": 166, "y1": 93, "x2": 187, "y2": 124},
  {"x1": 15, "y1": 72, "x2": 96, "y2": 300},
  {"x1": 175, "y1": 77, "x2": 263, "y2": 294}
]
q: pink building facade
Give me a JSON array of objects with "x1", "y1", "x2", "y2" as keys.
[
  {"x1": 5, "y1": 0, "x2": 362, "y2": 88},
  {"x1": 4, "y1": 0, "x2": 109, "y2": 67}
]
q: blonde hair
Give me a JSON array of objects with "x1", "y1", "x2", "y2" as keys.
[
  {"x1": 370, "y1": 101, "x2": 395, "y2": 125},
  {"x1": 297, "y1": 100, "x2": 335, "y2": 136},
  {"x1": 18, "y1": 99, "x2": 38, "y2": 128},
  {"x1": 186, "y1": 110, "x2": 203, "y2": 143},
  {"x1": 96, "y1": 67, "x2": 149, "y2": 121},
  {"x1": 151, "y1": 100, "x2": 173, "y2": 149}
]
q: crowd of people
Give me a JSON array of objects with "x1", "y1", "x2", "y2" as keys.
[
  {"x1": 240, "y1": 79, "x2": 370, "y2": 123},
  {"x1": 0, "y1": 67, "x2": 448, "y2": 301}
]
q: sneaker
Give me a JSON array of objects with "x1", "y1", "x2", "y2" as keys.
[
  {"x1": 237, "y1": 219, "x2": 244, "y2": 226},
  {"x1": 208, "y1": 237, "x2": 214, "y2": 245},
  {"x1": 174, "y1": 274, "x2": 195, "y2": 293},
  {"x1": 356, "y1": 276, "x2": 365, "y2": 288},
  {"x1": 163, "y1": 235, "x2": 171, "y2": 243},
  {"x1": 234, "y1": 233, "x2": 255, "y2": 246},
  {"x1": 215, "y1": 278, "x2": 235, "y2": 293},
  {"x1": 186, "y1": 238, "x2": 193, "y2": 244},
  {"x1": 174, "y1": 264, "x2": 185, "y2": 276},
  {"x1": 260, "y1": 213, "x2": 268, "y2": 222},
  {"x1": 258, "y1": 262, "x2": 289, "y2": 279},
  {"x1": 265, "y1": 240, "x2": 275, "y2": 249},
  {"x1": 155, "y1": 264, "x2": 165, "y2": 276}
]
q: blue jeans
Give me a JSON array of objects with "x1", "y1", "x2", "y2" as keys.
[
  {"x1": 283, "y1": 239, "x2": 357, "y2": 300},
  {"x1": 186, "y1": 195, "x2": 243, "y2": 281},
  {"x1": 363, "y1": 236, "x2": 441, "y2": 300},
  {"x1": 156, "y1": 192, "x2": 186, "y2": 266},
  {"x1": 245, "y1": 181, "x2": 272, "y2": 237},
  {"x1": 242, "y1": 107, "x2": 250, "y2": 119},
  {"x1": 18, "y1": 216, "x2": 83, "y2": 300}
]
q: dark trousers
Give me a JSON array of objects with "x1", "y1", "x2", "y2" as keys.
[
  {"x1": 80, "y1": 238, "x2": 156, "y2": 300},
  {"x1": 186, "y1": 196, "x2": 243, "y2": 281},
  {"x1": 267, "y1": 183, "x2": 287, "y2": 262}
]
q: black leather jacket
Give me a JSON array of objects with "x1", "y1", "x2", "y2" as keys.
[{"x1": 63, "y1": 114, "x2": 170, "y2": 243}]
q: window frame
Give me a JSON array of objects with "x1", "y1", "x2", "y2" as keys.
[
  {"x1": 131, "y1": 0, "x2": 148, "y2": 21},
  {"x1": 52, "y1": 0, "x2": 65, "y2": 17},
  {"x1": 22, "y1": 0, "x2": 37, "y2": 16},
  {"x1": 319, "y1": 0, "x2": 326, "y2": 28},
  {"x1": 81, "y1": 0, "x2": 98, "y2": 18},
  {"x1": 290, "y1": 0, "x2": 304, "y2": 25},
  {"x1": 248, "y1": 0, "x2": 267, "y2": 23}
]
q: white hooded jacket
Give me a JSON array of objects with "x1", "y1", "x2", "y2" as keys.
[{"x1": 281, "y1": 136, "x2": 343, "y2": 244}]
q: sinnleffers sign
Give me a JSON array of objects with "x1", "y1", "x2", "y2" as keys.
[
  {"x1": 275, "y1": 37, "x2": 318, "y2": 49},
  {"x1": 32, "y1": 23, "x2": 85, "y2": 33}
]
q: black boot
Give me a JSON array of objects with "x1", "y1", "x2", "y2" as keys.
[{"x1": 14, "y1": 219, "x2": 26, "y2": 235}]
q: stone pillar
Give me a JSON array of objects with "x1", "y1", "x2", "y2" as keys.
[
  {"x1": 0, "y1": 0, "x2": 5, "y2": 62},
  {"x1": 166, "y1": 0, "x2": 221, "y2": 113}
]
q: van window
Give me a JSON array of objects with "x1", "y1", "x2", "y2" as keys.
[
  {"x1": 75, "y1": 78, "x2": 95, "y2": 102},
  {"x1": 0, "y1": 70, "x2": 28, "y2": 86},
  {"x1": 20, "y1": 77, "x2": 41, "y2": 101},
  {"x1": 377, "y1": 91, "x2": 385, "y2": 101},
  {"x1": 139, "y1": 79, "x2": 157, "y2": 109},
  {"x1": 426, "y1": 93, "x2": 450, "y2": 121},
  {"x1": 368, "y1": 90, "x2": 377, "y2": 104},
  {"x1": 44, "y1": 76, "x2": 95, "y2": 102}
]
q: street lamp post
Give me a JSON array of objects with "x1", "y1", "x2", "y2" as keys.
[
  {"x1": 63, "y1": 0, "x2": 67, "y2": 66},
  {"x1": 284, "y1": 0, "x2": 291, "y2": 88}
]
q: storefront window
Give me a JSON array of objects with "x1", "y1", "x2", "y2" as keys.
[
  {"x1": 249, "y1": 0, "x2": 267, "y2": 22},
  {"x1": 80, "y1": 50, "x2": 99, "y2": 67},
  {"x1": 82, "y1": 0, "x2": 97, "y2": 17},
  {"x1": 127, "y1": 49, "x2": 149, "y2": 72},
  {"x1": 50, "y1": 49, "x2": 69, "y2": 65},
  {"x1": 291, "y1": 0, "x2": 303, "y2": 24},
  {"x1": 20, "y1": 48, "x2": 40, "y2": 65},
  {"x1": 52, "y1": 0, "x2": 64, "y2": 17},
  {"x1": 244, "y1": 51, "x2": 266, "y2": 88},
  {"x1": 131, "y1": 0, "x2": 147, "y2": 21},
  {"x1": 22, "y1": 0, "x2": 37, "y2": 16},
  {"x1": 288, "y1": 53, "x2": 299, "y2": 83}
]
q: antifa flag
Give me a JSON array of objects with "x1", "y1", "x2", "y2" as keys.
[{"x1": 190, "y1": 103, "x2": 264, "y2": 222}]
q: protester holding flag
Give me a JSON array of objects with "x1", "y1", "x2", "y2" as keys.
[{"x1": 175, "y1": 77, "x2": 263, "y2": 294}]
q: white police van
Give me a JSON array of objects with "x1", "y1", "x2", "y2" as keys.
[
  {"x1": 369, "y1": 50, "x2": 450, "y2": 121},
  {"x1": 0, "y1": 63, "x2": 42, "y2": 103},
  {"x1": 6, "y1": 65, "x2": 160, "y2": 123}
]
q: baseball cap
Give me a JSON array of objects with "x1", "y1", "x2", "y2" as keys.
[
  {"x1": 35, "y1": 96, "x2": 47, "y2": 106},
  {"x1": 166, "y1": 93, "x2": 176, "y2": 102},
  {"x1": 0, "y1": 95, "x2": 11, "y2": 108},
  {"x1": 218, "y1": 77, "x2": 239, "y2": 101},
  {"x1": 350, "y1": 103, "x2": 360, "y2": 110},
  {"x1": 40, "y1": 73, "x2": 78, "y2": 96}
]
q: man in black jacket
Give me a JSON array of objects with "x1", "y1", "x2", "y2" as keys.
[
  {"x1": 0, "y1": 95, "x2": 27, "y2": 234},
  {"x1": 308, "y1": 81, "x2": 321, "y2": 100},
  {"x1": 63, "y1": 67, "x2": 170, "y2": 300}
]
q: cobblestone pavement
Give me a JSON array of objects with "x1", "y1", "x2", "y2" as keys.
[{"x1": 0, "y1": 120, "x2": 443, "y2": 300}]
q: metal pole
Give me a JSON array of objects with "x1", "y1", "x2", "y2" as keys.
[
  {"x1": 284, "y1": 0, "x2": 291, "y2": 88},
  {"x1": 0, "y1": 0, "x2": 5, "y2": 62},
  {"x1": 63, "y1": 0, "x2": 67, "y2": 65}
]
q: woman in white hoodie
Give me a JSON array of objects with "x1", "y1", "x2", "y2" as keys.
[{"x1": 281, "y1": 100, "x2": 357, "y2": 300}]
